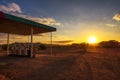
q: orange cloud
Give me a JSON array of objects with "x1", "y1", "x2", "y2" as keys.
[
  {"x1": 11, "y1": 36, "x2": 23, "y2": 39},
  {"x1": 113, "y1": 13, "x2": 120, "y2": 21},
  {"x1": 52, "y1": 40, "x2": 74, "y2": 44},
  {"x1": 34, "y1": 33, "x2": 47, "y2": 37},
  {"x1": 0, "y1": 40, "x2": 6, "y2": 44},
  {"x1": 0, "y1": 3, "x2": 22, "y2": 13}
]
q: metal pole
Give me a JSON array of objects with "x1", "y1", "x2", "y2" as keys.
[
  {"x1": 50, "y1": 32, "x2": 53, "y2": 56},
  {"x1": 28, "y1": 36, "x2": 29, "y2": 43},
  {"x1": 31, "y1": 27, "x2": 34, "y2": 58},
  {"x1": 7, "y1": 33, "x2": 9, "y2": 56}
]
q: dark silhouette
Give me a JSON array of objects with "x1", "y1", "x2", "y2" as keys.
[
  {"x1": 98, "y1": 40, "x2": 119, "y2": 48},
  {"x1": 38, "y1": 44, "x2": 46, "y2": 50}
]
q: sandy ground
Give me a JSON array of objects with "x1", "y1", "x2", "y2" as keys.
[{"x1": 0, "y1": 48, "x2": 120, "y2": 80}]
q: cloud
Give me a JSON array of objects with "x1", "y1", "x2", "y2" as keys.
[
  {"x1": 11, "y1": 36, "x2": 23, "y2": 39},
  {"x1": 52, "y1": 40, "x2": 74, "y2": 44},
  {"x1": 28, "y1": 17, "x2": 61, "y2": 26},
  {"x1": 0, "y1": 40, "x2": 6, "y2": 44},
  {"x1": 0, "y1": 33, "x2": 7, "y2": 40},
  {"x1": 0, "y1": 3, "x2": 22, "y2": 13},
  {"x1": 34, "y1": 33, "x2": 47, "y2": 37},
  {"x1": 12, "y1": 13, "x2": 61, "y2": 26},
  {"x1": 0, "y1": 2, "x2": 61, "y2": 26},
  {"x1": 113, "y1": 13, "x2": 120, "y2": 21},
  {"x1": 106, "y1": 24, "x2": 116, "y2": 27},
  {"x1": 0, "y1": 33, "x2": 6, "y2": 44}
]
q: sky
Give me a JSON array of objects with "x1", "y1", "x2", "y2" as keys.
[{"x1": 0, "y1": 0, "x2": 120, "y2": 44}]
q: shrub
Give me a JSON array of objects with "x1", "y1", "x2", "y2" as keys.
[{"x1": 38, "y1": 44, "x2": 46, "y2": 50}]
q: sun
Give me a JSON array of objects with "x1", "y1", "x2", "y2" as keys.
[{"x1": 88, "y1": 36, "x2": 97, "y2": 44}]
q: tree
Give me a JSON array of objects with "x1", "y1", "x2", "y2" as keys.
[
  {"x1": 38, "y1": 44, "x2": 46, "y2": 50},
  {"x1": 98, "y1": 40, "x2": 119, "y2": 48}
]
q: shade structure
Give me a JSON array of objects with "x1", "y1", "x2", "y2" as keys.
[
  {"x1": 0, "y1": 11, "x2": 56, "y2": 57},
  {"x1": 0, "y1": 11, "x2": 56, "y2": 35}
]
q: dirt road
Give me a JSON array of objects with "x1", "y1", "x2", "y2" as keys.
[{"x1": 0, "y1": 54, "x2": 93, "y2": 80}]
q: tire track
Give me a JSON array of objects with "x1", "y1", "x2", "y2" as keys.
[{"x1": 14, "y1": 55, "x2": 93, "y2": 80}]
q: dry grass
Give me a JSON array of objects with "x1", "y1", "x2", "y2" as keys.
[
  {"x1": 0, "y1": 48, "x2": 120, "y2": 80},
  {"x1": 84, "y1": 48, "x2": 120, "y2": 80}
]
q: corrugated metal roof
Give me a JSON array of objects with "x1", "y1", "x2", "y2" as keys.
[{"x1": 0, "y1": 11, "x2": 56, "y2": 35}]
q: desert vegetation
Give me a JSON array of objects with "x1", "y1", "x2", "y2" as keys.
[{"x1": 0, "y1": 40, "x2": 120, "y2": 80}]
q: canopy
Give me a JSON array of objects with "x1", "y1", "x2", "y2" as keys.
[
  {"x1": 0, "y1": 11, "x2": 56, "y2": 35},
  {"x1": 0, "y1": 11, "x2": 56, "y2": 57}
]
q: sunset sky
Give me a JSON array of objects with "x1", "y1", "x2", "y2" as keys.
[{"x1": 0, "y1": 0, "x2": 120, "y2": 44}]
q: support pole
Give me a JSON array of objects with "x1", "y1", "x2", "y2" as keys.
[
  {"x1": 50, "y1": 32, "x2": 53, "y2": 56},
  {"x1": 28, "y1": 36, "x2": 29, "y2": 43},
  {"x1": 7, "y1": 33, "x2": 9, "y2": 56},
  {"x1": 31, "y1": 27, "x2": 35, "y2": 58}
]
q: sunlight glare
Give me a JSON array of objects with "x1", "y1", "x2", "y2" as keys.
[{"x1": 88, "y1": 36, "x2": 97, "y2": 44}]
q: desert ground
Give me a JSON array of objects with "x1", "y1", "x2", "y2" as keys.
[{"x1": 0, "y1": 47, "x2": 120, "y2": 80}]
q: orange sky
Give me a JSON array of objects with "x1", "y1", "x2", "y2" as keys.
[{"x1": 1, "y1": 0, "x2": 120, "y2": 45}]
